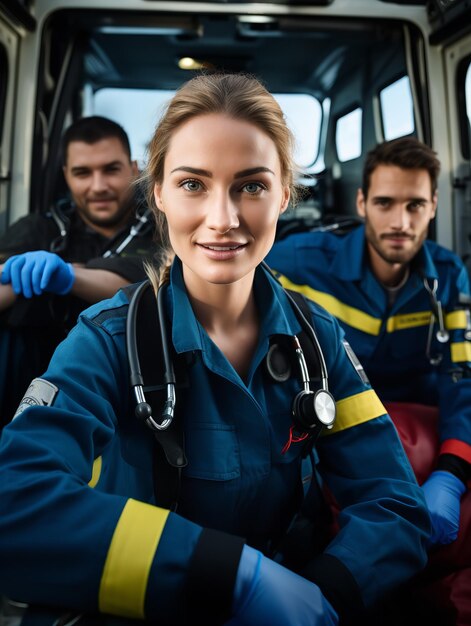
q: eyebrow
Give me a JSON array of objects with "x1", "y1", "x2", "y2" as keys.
[
  {"x1": 372, "y1": 195, "x2": 429, "y2": 203},
  {"x1": 70, "y1": 161, "x2": 123, "y2": 174},
  {"x1": 170, "y1": 166, "x2": 275, "y2": 179}
]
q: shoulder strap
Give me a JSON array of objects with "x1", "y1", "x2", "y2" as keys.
[
  {"x1": 285, "y1": 289, "x2": 322, "y2": 383},
  {"x1": 124, "y1": 282, "x2": 187, "y2": 511}
]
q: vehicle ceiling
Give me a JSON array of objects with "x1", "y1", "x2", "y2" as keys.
[
  {"x1": 38, "y1": 8, "x2": 411, "y2": 223},
  {"x1": 49, "y1": 10, "x2": 406, "y2": 100}
]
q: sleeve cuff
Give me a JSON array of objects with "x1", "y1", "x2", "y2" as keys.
[
  {"x1": 302, "y1": 553, "x2": 365, "y2": 625},
  {"x1": 437, "y1": 453, "x2": 471, "y2": 485},
  {"x1": 85, "y1": 256, "x2": 149, "y2": 283},
  {"x1": 186, "y1": 528, "x2": 245, "y2": 626}
]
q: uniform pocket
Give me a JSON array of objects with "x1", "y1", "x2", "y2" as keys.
[{"x1": 183, "y1": 423, "x2": 240, "y2": 481}]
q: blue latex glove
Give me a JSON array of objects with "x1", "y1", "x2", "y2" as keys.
[
  {"x1": 422, "y1": 470, "x2": 466, "y2": 545},
  {"x1": 1, "y1": 251, "x2": 75, "y2": 298},
  {"x1": 226, "y1": 545, "x2": 338, "y2": 626}
]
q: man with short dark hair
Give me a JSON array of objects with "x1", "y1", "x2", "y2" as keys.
[
  {"x1": 267, "y1": 137, "x2": 471, "y2": 548},
  {"x1": 0, "y1": 116, "x2": 156, "y2": 424}
]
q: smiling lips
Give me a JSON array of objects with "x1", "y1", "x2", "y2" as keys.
[
  {"x1": 88, "y1": 196, "x2": 117, "y2": 205},
  {"x1": 197, "y1": 241, "x2": 247, "y2": 259}
]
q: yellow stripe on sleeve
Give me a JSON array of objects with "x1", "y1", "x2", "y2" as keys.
[
  {"x1": 451, "y1": 342, "x2": 471, "y2": 363},
  {"x1": 324, "y1": 389, "x2": 386, "y2": 435},
  {"x1": 88, "y1": 456, "x2": 102, "y2": 488},
  {"x1": 276, "y1": 275, "x2": 382, "y2": 336},
  {"x1": 99, "y1": 499, "x2": 170, "y2": 618},
  {"x1": 446, "y1": 310, "x2": 468, "y2": 330}
]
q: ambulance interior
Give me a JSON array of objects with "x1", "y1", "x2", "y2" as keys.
[{"x1": 0, "y1": 0, "x2": 471, "y2": 257}]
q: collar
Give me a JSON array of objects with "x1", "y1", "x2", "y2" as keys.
[
  {"x1": 169, "y1": 258, "x2": 302, "y2": 356},
  {"x1": 412, "y1": 241, "x2": 439, "y2": 281},
  {"x1": 71, "y1": 212, "x2": 108, "y2": 240},
  {"x1": 72, "y1": 209, "x2": 136, "y2": 243}
]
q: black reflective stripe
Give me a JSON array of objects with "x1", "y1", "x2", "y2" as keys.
[
  {"x1": 186, "y1": 528, "x2": 245, "y2": 626},
  {"x1": 437, "y1": 453, "x2": 471, "y2": 484},
  {"x1": 90, "y1": 304, "x2": 129, "y2": 326},
  {"x1": 302, "y1": 553, "x2": 365, "y2": 625}
]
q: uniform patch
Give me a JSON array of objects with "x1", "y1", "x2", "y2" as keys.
[
  {"x1": 13, "y1": 378, "x2": 58, "y2": 419},
  {"x1": 342, "y1": 340, "x2": 370, "y2": 385}
]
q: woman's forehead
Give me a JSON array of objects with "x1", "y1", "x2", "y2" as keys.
[{"x1": 164, "y1": 113, "x2": 281, "y2": 173}]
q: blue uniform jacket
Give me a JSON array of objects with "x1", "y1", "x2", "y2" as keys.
[
  {"x1": 0, "y1": 258, "x2": 429, "y2": 625},
  {"x1": 267, "y1": 224, "x2": 471, "y2": 466}
]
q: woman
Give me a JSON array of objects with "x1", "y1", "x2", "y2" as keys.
[{"x1": 0, "y1": 74, "x2": 429, "y2": 626}]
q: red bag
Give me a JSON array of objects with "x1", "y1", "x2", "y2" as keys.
[{"x1": 385, "y1": 402, "x2": 471, "y2": 625}]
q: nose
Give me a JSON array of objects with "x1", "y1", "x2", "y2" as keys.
[
  {"x1": 90, "y1": 171, "x2": 108, "y2": 194},
  {"x1": 206, "y1": 190, "x2": 240, "y2": 234},
  {"x1": 390, "y1": 204, "x2": 411, "y2": 231}
]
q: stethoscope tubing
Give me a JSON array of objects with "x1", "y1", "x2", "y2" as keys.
[
  {"x1": 261, "y1": 261, "x2": 329, "y2": 392},
  {"x1": 126, "y1": 279, "x2": 175, "y2": 431},
  {"x1": 128, "y1": 263, "x2": 333, "y2": 433}
]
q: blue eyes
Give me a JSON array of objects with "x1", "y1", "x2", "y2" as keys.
[
  {"x1": 243, "y1": 182, "x2": 262, "y2": 194},
  {"x1": 180, "y1": 179, "x2": 265, "y2": 195},
  {"x1": 182, "y1": 180, "x2": 202, "y2": 192}
]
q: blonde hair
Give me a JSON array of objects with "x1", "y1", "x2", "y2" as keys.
[{"x1": 143, "y1": 73, "x2": 298, "y2": 287}]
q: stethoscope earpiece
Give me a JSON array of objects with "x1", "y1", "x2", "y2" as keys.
[{"x1": 135, "y1": 401, "x2": 153, "y2": 421}]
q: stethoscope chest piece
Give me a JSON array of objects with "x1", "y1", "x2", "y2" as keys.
[
  {"x1": 423, "y1": 276, "x2": 450, "y2": 364},
  {"x1": 293, "y1": 388, "x2": 336, "y2": 431},
  {"x1": 313, "y1": 389, "x2": 336, "y2": 427},
  {"x1": 436, "y1": 329, "x2": 449, "y2": 343}
]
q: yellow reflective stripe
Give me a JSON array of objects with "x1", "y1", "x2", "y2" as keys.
[
  {"x1": 386, "y1": 311, "x2": 431, "y2": 332},
  {"x1": 88, "y1": 456, "x2": 102, "y2": 488},
  {"x1": 277, "y1": 275, "x2": 381, "y2": 336},
  {"x1": 446, "y1": 310, "x2": 468, "y2": 330},
  {"x1": 451, "y1": 342, "x2": 471, "y2": 363},
  {"x1": 325, "y1": 390, "x2": 386, "y2": 435},
  {"x1": 99, "y1": 499, "x2": 169, "y2": 618}
]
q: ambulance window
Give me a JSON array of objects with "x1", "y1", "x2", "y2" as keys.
[
  {"x1": 465, "y1": 61, "x2": 471, "y2": 150},
  {"x1": 335, "y1": 107, "x2": 362, "y2": 162},
  {"x1": 90, "y1": 88, "x2": 175, "y2": 168},
  {"x1": 273, "y1": 94, "x2": 322, "y2": 168},
  {"x1": 89, "y1": 87, "x2": 322, "y2": 171},
  {"x1": 0, "y1": 44, "x2": 7, "y2": 141},
  {"x1": 379, "y1": 76, "x2": 415, "y2": 141}
]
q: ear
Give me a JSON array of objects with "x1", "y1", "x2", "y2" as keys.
[
  {"x1": 431, "y1": 192, "x2": 438, "y2": 219},
  {"x1": 154, "y1": 183, "x2": 165, "y2": 213},
  {"x1": 279, "y1": 186, "x2": 290, "y2": 215},
  {"x1": 356, "y1": 188, "x2": 366, "y2": 218},
  {"x1": 131, "y1": 160, "x2": 139, "y2": 176}
]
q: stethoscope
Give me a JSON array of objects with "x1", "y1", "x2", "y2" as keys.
[
  {"x1": 422, "y1": 276, "x2": 450, "y2": 366},
  {"x1": 102, "y1": 209, "x2": 153, "y2": 258},
  {"x1": 49, "y1": 199, "x2": 153, "y2": 257},
  {"x1": 126, "y1": 262, "x2": 336, "y2": 446}
]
